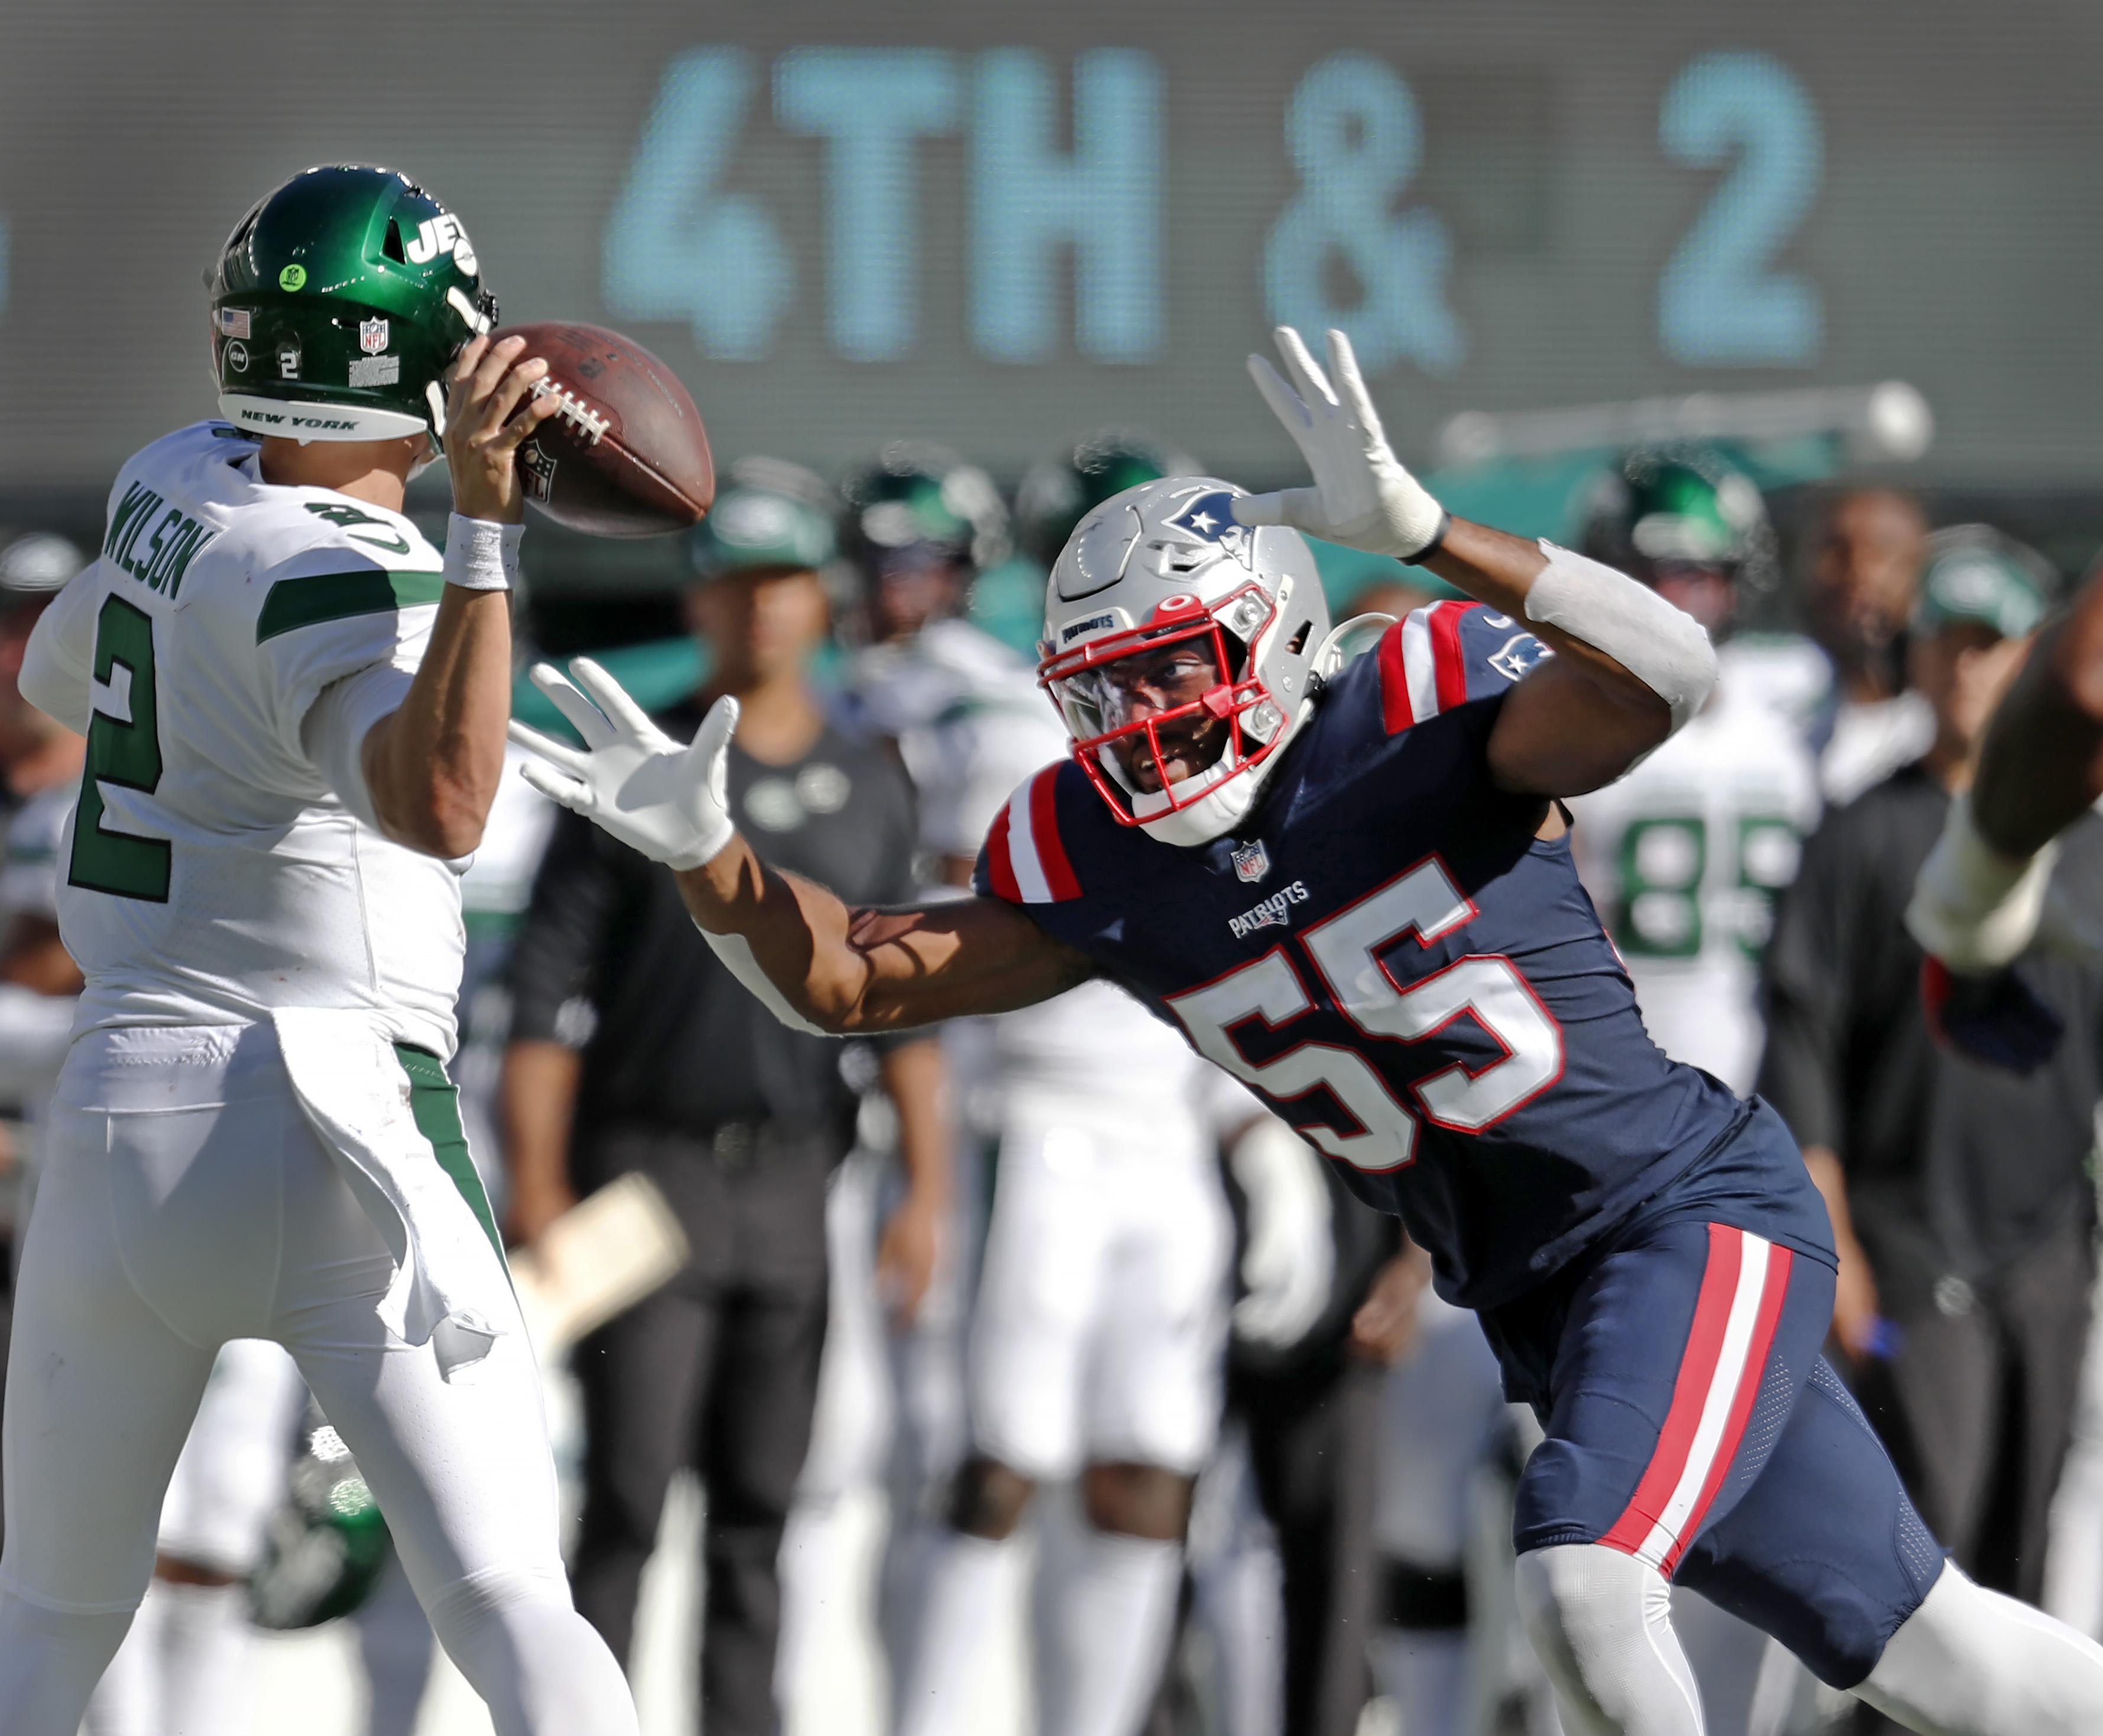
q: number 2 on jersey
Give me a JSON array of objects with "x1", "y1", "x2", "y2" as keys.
[
  {"x1": 1167, "y1": 859, "x2": 1562, "y2": 1173},
  {"x1": 68, "y1": 595, "x2": 170, "y2": 902}
]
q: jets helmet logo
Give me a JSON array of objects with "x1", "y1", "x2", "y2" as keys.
[{"x1": 404, "y1": 213, "x2": 477, "y2": 275}]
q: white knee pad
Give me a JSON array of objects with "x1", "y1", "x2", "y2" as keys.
[
  {"x1": 1858, "y1": 1561, "x2": 2103, "y2": 1736},
  {"x1": 422, "y1": 1570, "x2": 637, "y2": 1736},
  {"x1": 1513, "y1": 1544, "x2": 1706, "y2": 1736}
]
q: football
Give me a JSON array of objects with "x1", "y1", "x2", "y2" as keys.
[{"x1": 502, "y1": 322, "x2": 714, "y2": 538}]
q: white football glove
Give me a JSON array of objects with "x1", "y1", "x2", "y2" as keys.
[
  {"x1": 1905, "y1": 792, "x2": 2103, "y2": 972},
  {"x1": 1233, "y1": 326, "x2": 1448, "y2": 561},
  {"x1": 509, "y1": 659, "x2": 737, "y2": 871}
]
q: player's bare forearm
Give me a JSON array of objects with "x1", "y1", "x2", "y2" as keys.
[
  {"x1": 499, "y1": 1038, "x2": 582, "y2": 1246},
  {"x1": 876, "y1": 1037, "x2": 952, "y2": 1322},
  {"x1": 1972, "y1": 571, "x2": 2103, "y2": 856},
  {"x1": 673, "y1": 831, "x2": 1096, "y2": 1032},
  {"x1": 364, "y1": 586, "x2": 511, "y2": 857}
]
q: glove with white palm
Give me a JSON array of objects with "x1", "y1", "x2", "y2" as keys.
[
  {"x1": 509, "y1": 659, "x2": 738, "y2": 871},
  {"x1": 1232, "y1": 325, "x2": 1449, "y2": 562}
]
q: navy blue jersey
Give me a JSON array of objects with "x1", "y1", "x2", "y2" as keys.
[{"x1": 976, "y1": 600, "x2": 1822, "y2": 1309}]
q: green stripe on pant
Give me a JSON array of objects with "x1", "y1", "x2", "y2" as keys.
[{"x1": 392, "y1": 1042, "x2": 506, "y2": 1264}]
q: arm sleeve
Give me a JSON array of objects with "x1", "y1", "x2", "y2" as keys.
[
  {"x1": 507, "y1": 808, "x2": 626, "y2": 1047},
  {"x1": 254, "y1": 546, "x2": 441, "y2": 767},
  {"x1": 17, "y1": 568, "x2": 103, "y2": 736},
  {"x1": 1756, "y1": 811, "x2": 1856, "y2": 1152},
  {"x1": 299, "y1": 661, "x2": 415, "y2": 830},
  {"x1": 1373, "y1": 601, "x2": 1554, "y2": 734}
]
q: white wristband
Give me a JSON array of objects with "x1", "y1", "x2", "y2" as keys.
[{"x1": 442, "y1": 514, "x2": 522, "y2": 592}]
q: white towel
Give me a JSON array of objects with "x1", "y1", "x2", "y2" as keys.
[{"x1": 273, "y1": 1007, "x2": 504, "y2": 1374}]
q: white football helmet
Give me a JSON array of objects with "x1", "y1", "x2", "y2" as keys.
[{"x1": 1038, "y1": 477, "x2": 1330, "y2": 847}]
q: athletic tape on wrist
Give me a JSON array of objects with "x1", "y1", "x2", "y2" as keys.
[
  {"x1": 1522, "y1": 542, "x2": 1718, "y2": 731},
  {"x1": 442, "y1": 514, "x2": 522, "y2": 592}
]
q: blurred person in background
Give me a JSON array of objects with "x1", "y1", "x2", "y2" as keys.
[
  {"x1": 1726, "y1": 487, "x2": 1932, "y2": 807},
  {"x1": 499, "y1": 460, "x2": 947, "y2": 1736},
  {"x1": 1760, "y1": 527, "x2": 2103, "y2": 1615},
  {"x1": 1571, "y1": 449, "x2": 1821, "y2": 1096},
  {"x1": 847, "y1": 435, "x2": 1242, "y2": 1736}
]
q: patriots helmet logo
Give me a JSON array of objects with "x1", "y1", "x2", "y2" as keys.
[{"x1": 1166, "y1": 490, "x2": 1257, "y2": 569}]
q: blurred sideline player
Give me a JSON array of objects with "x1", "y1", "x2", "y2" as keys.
[
  {"x1": 1569, "y1": 451, "x2": 1819, "y2": 1097},
  {"x1": 0, "y1": 166, "x2": 636, "y2": 1736},
  {"x1": 838, "y1": 438, "x2": 1239, "y2": 1736},
  {"x1": 516, "y1": 325, "x2": 2103, "y2": 1736},
  {"x1": 1723, "y1": 487, "x2": 1931, "y2": 806}
]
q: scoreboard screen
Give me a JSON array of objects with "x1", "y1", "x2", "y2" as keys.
[{"x1": 2, "y1": 0, "x2": 2099, "y2": 490}]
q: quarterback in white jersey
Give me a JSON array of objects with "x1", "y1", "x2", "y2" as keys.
[{"x1": 0, "y1": 166, "x2": 635, "y2": 1736}]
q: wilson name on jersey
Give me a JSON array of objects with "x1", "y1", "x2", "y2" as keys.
[
  {"x1": 977, "y1": 601, "x2": 1764, "y2": 1309},
  {"x1": 25, "y1": 422, "x2": 465, "y2": 1055}
]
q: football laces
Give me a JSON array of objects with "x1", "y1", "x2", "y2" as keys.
[{"x1": 529, "y1": 377, "x2": 610, "y2": 446}]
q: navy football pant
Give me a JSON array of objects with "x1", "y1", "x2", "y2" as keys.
[{"x1": 1483, "y1": 1217, "x2": 1946, "y2": 1688}]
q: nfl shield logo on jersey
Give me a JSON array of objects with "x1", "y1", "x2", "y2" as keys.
[
  {"x1": 358, "y1": 318, "x2": 390, "y2": 356},
  {"x1": 1231, "y1": 839, "x2": 1271, "y2": 883}
]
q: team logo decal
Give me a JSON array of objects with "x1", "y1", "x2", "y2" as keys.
[
  {"x1": 359, "y1": 318, "x2": 390, "y2": 355},
  {"x1": 1488, "y1": 632, "x2": 1551, "y2": 683},
  {"x1": 1166, "y1": 489, "x2": 1256, "y2": 569},
  {"x1": 404, "y1": 213, "x2": 477, "y2": 274},
  {"x1": 1228, "y1": 879, "x2": 1310, "y2": 940},
  {"x1": 519, "y1": 439, "x2": 557, "y2": 504},
  {"x1": 1231, "y1": 839, "x2": 1271, "y2": 883}
]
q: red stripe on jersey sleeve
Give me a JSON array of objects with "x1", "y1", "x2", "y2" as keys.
[
  {"x1": 1597, "y1": 1223, "x2": 1744, "y2": 1559},
  {"x1": 984, "y1": 804, "x2": 1023, "y2": 904},
  {"x1": 1029, "y1": 767, "x2": 1082, "y2": 901},
  {"x1": 1659, "y1": 1243, "x2": 1793, "y2": 1576},
  {"x1": 1377, "y1": 619, "x2": 1415, "y2": 735},
  {"x1": 1429, "y1": 601, "x2": 1472, "y2": 714}
]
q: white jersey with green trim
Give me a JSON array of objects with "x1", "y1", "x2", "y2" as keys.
[
  {"x1": 19, "y1": 420, "x2": 464, "y2": 1057},
  {"x1": 1567, "y1": 679, "x2": 1820, "y2": 1094}
]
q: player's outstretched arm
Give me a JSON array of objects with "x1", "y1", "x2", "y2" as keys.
[
  {"x1": 1232, "y1": 326, "x2": 1716, "y2": 796},
  {"x1": 509, "y1": 660, "x2": 1096, "y2": 1034},
  {"x1": 1905, "y1": 566, "x2": 2103, "y2": 971}
]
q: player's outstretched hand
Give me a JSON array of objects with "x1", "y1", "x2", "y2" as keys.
[
  {"x1": 509, "y1": 660, "x2": 737, "y2": 870},
  {"x1": 1233, "y1": 326, "x2": 1448, "y2": 562},
  {"x1": 445, "y1": 333, "x2": 563, "y2": 526}
]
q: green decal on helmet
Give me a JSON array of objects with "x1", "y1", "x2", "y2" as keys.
[{"x1": 209, "y1": 164, "x2": 497, "y2": 446}]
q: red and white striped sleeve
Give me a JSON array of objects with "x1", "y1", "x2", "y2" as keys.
[
  {"x1": 1374, "y1": 601, "x2": 1551, "y2": 736},
  {"x1": 977, "y1": 764, "x2": 1083, "y2": 905}
]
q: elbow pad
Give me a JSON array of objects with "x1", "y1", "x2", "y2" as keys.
[
  {"x1": 700, "y1": 928, "x2": 838, "y2": 1038},
  {"x1": 1523, "y1": 542, "x2": 1718, "y2": 731}
]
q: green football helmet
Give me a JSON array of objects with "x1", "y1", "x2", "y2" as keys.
[
  {"x1": 1583, "y1": 446, "x2": 1775, "y2": 587},
  {"x1": 208, "y1": 165, "x2": 497, "y2": 445},
  {"x1": 1013, "y1": 429, "x2": 1201, "y2": 567}
]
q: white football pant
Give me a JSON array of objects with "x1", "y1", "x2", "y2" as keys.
[{"x1": 0, "y1": 1024, "x2": 635, "y2": 1736}]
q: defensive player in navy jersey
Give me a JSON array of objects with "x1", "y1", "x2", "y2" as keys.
[{"x1": 513, "y1": 329, "x2": 2103, "y2": 1736}]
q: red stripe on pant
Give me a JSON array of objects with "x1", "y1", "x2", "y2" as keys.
[{"x1": 1598, "y1": 1224, "x2": 1775, "y2": 1569}]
